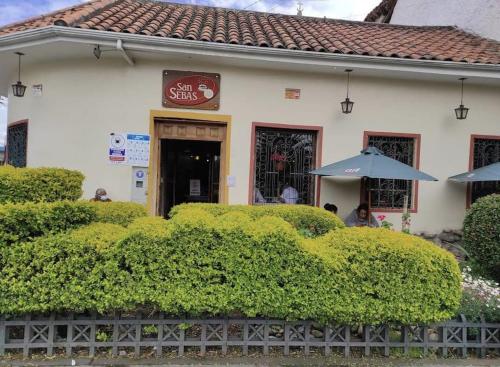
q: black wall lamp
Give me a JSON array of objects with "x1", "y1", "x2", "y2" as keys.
[
  {"x1": 12, "y1": 52, "x2": 26, "y2": 98},
  {"x1": 341, "y1": 69, "x2": 354, "y2": 114},
  {"x1": 455, "y1": 77, "x2": 469, "y2": 120}
]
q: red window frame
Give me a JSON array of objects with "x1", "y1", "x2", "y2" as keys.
[
  {"x1": 467, "y1": 134, "x2": 500, "y2": 208},
  {"x1": 248, "y1": 122, "x2": 323, "y2": 206},
  {"x1": 6, "y1": 119, "x2": 29, "y2": 167}
]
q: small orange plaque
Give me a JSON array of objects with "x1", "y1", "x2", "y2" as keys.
[{"x1": 285, "y1": 88, "x2": 301, "y2": 100}]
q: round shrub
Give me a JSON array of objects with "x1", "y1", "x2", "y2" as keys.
[
  {"x1": 463, "y1": 194, "x2": 500, "y2": 282},
  {"x1": 169, "y1": 203, "x2": 344, "y2": 236},
  {"x1": 0, "y1": 166, "x2": 84, "y2": 203},
  {"x1": 90, "y1": 201, "x2": 148, "y2": 227}
]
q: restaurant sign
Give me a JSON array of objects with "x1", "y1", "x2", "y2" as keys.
[{"x1": 162, "y1": 70, "x2": 221, "y2": 110}]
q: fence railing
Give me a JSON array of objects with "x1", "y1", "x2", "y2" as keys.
[{"x1": 0, "y1": 313, "x2": 498, "y2": 359}]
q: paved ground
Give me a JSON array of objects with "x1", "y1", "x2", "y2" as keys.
[{"x1": 1, "y1": 357, "x2": 499, "y2": 367}]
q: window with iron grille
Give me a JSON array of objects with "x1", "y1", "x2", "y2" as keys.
[
  {"x1": 366, "y1": 135, "x2": 416, "y2": 209},
  {"x1": 253, "y1": 127, "x2": 316, "y2": 205},
  {"x1": 7, "y1": 122, "x2": 28, "y2": 167},
  {"x1": 471, "y1": 137, "x2": 500, "y2": 203}
]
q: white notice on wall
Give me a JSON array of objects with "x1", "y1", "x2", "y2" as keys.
[
  {"x1": 189, "y1": 179, "x2": 201, "y2": 196},
  {"x1": 126, "y1": 134, "x2": 150, "y2": 167},
  {"x1": 108, "y1": 133, "x2": 150, "y2": 166}
]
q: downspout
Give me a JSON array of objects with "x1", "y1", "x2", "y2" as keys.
[{"x1": 116, "y1": 39, "x2": 134, "y2": 66}]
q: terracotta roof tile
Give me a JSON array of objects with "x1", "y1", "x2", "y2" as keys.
[{"x1": 1, "y1": 0, "x2": 499, "y2": 65}]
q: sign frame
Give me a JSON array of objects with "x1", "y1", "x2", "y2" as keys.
[{"x1": 162, "y1": 70, "x2": 221, "y2": 111}]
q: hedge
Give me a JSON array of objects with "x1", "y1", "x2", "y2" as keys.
[
  {"x1": 170, "y1": 203, "x2": 345, "y2": 236},
  {"x1": 0, "y1": 201, "x2": 147, "y2": 246},
  {"x1": 0, "y1": 166, "x2": 84, "y2": 203},
  {"x1": 0, "y1": 201, "x2": 95, "y2": 246},
  {"x1": 0, "y1": 209, "x2": 461, "y2": 324},
  {"x1": 90, "y1": 201, "x2": 148, "y2": 227},
  {"x1": 463, "y1": 194, "x2": 500, "y2": 282},
  {"x1": 0, "y1": 223, "x2": 128, "y2": 313}
]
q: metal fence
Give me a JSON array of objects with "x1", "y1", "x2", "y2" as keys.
[{"x1": 0, "y1": 313, "x2": 498, "y2": 359}]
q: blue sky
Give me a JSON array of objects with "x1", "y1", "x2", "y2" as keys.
[
  {"x1": 0, "y1": 0, "x2": 379, "y2": 145},
  {"x1": 0, "y1": 0, "x2": 379, "y2": 27}
]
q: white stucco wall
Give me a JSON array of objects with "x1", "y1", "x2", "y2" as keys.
[
  {"x1": 7, "y1": 55, "x2": 500, "y2": 233},
  {"x1": 391, "y1": 0, "x2": 500, "y2": 41}
]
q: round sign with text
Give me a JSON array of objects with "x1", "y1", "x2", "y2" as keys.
[{"x1": 165, "y1": 75, "x2": 219, "y2": 106}]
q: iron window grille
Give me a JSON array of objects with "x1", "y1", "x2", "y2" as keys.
[
  {"x1": 471, "y1": 138, "x2": 500, "y2": 203},
  {"x1": 6, "y1": 122, "x2": 28, "y2": 168},
  {"x1": 367, "y1": 135, "x2": 416, "y2": 209},
  {"x1": 253, "y1": 127, "x2": 316, "y2": 205}
]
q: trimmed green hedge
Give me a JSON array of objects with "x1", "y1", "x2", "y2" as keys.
[
  {"x1": 0, "y1": 201, "x2": 147, "y2": 246},
  {"x1": 90, "y1": 201, "x2": 148, "y2": 227},
  {"x1": 0, "y1": 209, "x2": 461, "y2": 324},
  {"x1": 463, "y1": 194, "x2": 500, "y2": 282},
  {"x1": 170, "y1": 203, "x2": 345, "y2": 236},
  {"x1": 0, "y1": 201, "x2": 95, "y2": 246},
  {"x1": 0, "y1": 223, "x2": 128, "y2": 313},
  {"x1": 0, "y1": 166, "x2": 84, "y2": 203}
]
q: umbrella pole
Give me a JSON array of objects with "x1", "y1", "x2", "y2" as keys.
[
  {"x1": 402, "y1": 195, "x2": 409, "y2": 233},
  {"x1": 368, "y1": 178, "x2": 372, "y2": 227}
]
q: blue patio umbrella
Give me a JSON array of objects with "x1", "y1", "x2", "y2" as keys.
[
  {"x1": 310, "y1": 147, "x2": 438, "y2": 181},
  {"x1": 448, "y1": 162, "x2": 500, "y2": 182}
]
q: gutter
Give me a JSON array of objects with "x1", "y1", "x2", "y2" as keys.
[
  {"x1": 116, "y1": 39, "x2": 134, "y2": 66},
  {"x1": 0, "y1": 26, "x2": 499, "y2": 79}
]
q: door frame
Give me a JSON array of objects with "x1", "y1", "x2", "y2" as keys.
[{"x1": 148, "y1": 110, "x2": 232, "y2": 215}]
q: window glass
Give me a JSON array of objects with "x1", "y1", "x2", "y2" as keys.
[
  {"x1": 7, "y1": 123, "x2": 28, "y2": 168},
  {"x1": 367, "y1": 135, "x2": 415, "y2": 209},
  {"x1": 471, "y1": 138, "x2": 500, "y2": 203},
  {"x1": 253, "y1": 127, "x2": 316, "y2": 205}
]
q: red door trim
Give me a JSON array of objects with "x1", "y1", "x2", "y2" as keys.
[
  {"x1": 362, "y1": 131, "x2": 421, "y2": 213},
  {"x1": 248, "y1": 122, "x2": 323, "y2": 206}
]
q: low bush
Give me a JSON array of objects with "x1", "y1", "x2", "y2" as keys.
[
  {"x1": 0, "y1": 201, "x2": 148, "y2": 246},
  {"x1": 0, "y1": 223, "x2": 128, "y2": 313},
  {"x1": 0, "y1": 166, "x2": 84, "y2": 203},
  {"x1": 303, "y1": 228, "x2": 462, "y2": 323},
  {"x1": 0, "y1": 201, "x2": 95, "y2": 245},
  {"x1": 463, "y1": 194, "x2": 500, "y2": 282},
  {"x1": 0, "y1": 209, "x2": 461, "y2": 324},
  {"x1": 169, "y1": 203, "x2": 345, "y2": 236},
  {"x1": 458, "y1": 266, "x2": 500, "y2": 322},
  {"x1": 90, "y1": 201, "x2": 147, "y2": 227}
]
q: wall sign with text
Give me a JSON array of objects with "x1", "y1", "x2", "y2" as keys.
[{"x1": 162, "y1": 70, "x2": 221, "y2": 110}]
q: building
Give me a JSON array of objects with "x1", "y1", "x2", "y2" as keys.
[
  {"x1": 365, "y1": 0, "x2": 500, "y2": 41},
  {"x1": 0, "y1": 0, "x2": 499, "y2": 233},
  {"x1": 0, "y1": 145, "x2": 4, "y2": 165}
]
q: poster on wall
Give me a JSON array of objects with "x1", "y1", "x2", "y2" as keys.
[
  {"x1": 162, "y1": 70, "x2": 221, "y2": 110},
  {"x1": 108, "y1": 133, "x2": 150, "y2": 167},
  {"x1": 108, "y1": 133, "x2": 127, "y2": 164}
]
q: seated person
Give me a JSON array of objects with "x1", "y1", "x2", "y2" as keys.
[
  {"x1": 90, "y1": 188, "x2": 112, "y2": 202},
  {"x1": 323, "y1": 203, "x2": 338, "y2": 215},
  {"x1": 279, "y1": 184, "x2": 299, "y2": 204},
  {"x1": 344, "y1": 203, "x2": 379, "y2": 227}
]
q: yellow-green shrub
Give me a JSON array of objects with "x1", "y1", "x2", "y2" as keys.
[
  {"x1": 0, "y1": 166, "x2": 84, "y2": 203},
  {"x1": 0, "y1": 201, "x2": 95, "y2": 245},
  {"x1": 303, "y1": 228, "x2": 462, "y2": 324},
  {"x1": 170, "y1": 203, "x2": 344, "y2": 236},
  {"x1": 0, "y1": 210, "x2": 461, "y2": 324},
  {"x1": 90, "y1": 201, "x2": 147, "y2": 226},
  {"x1": 0, "y1": 223, "x2": 128, "y2": 313}
]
